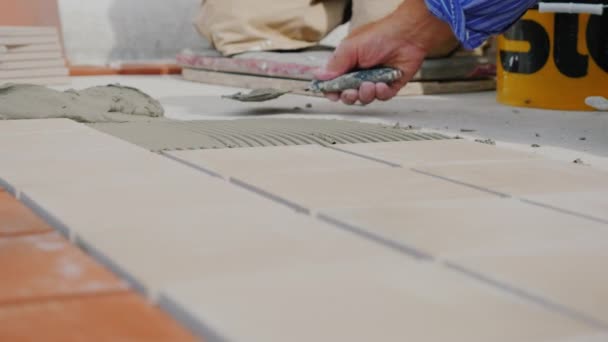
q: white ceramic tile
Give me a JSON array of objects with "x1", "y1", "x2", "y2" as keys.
[
  {"x1": 76, "y1": 207, "x2": 402, "y2": 295},
  {"x1": 168, "y1": 144, "x2": 387, "y2": 178},
  {"x1": 234, "y1": 167, "x2": 493, "y2": 210},
  {"x1": 452, "y1": 229, "x2": 608, "y2": 322},
  {"x1": 161, "y1": 255, "x2": 600, "y2": 342},
  {"x1": 0, "y1": 120, "x2": 149, "y2": 189},
  {"x1": 418, "y1": 160, "x2": 608, "y2": 196},
  {"x1": 323, "y1": 198, "x2": 607, "y2": 258},
  {"x1": 336, "y1": 139, "x2": 538, "y2": 166},
  {"x1": 0, "y1": 119, "x2": 289, "y2": 238},
  {"x1": 20, "y1": 172, "x2": 282, "y2": 236}
]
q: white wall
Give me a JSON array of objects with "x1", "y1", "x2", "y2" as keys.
[{"x1": 59, "y1": 0, "x2": 209, "y2": 65}]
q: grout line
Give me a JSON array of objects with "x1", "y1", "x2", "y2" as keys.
[
  {"x1": 158, "y1": 294, "x2": 231, "y2": 342},
  {"x1": 11, "y1": 191, "x2": 150, "y2": 299},
  {"x1": 410, "y1": 168, "x2": 512, "y2": 198},
  {"x1": 229, "y1": 177, "x2": 310, "y2": 215},
  {"x1": 160, "y1": 151, "x2": 225, "y2": 179},
  {"x1": 154, "y1": 144, "x2": 608, "y2": 329},
  {"x1": 75, "y1": 235, "x2": 148, "y2": 298},
  {"x1": 19, "y1": 192, "x2": 73, "y2": 240},
  {"x1": 519, "y1": 199, "x2": 608, "y2": 225},
  {"x1": 0, "y1": 177, "x2": 17, "y2": 197},
  {"x1": 327, "y1": 144, "x2": 608, "y2": 227},
  {"x1": 316, "y1": 213, "x2": 435, "y2": 261},
  {"x1": 168, "y1": 155, "x2": 436, "y2": 263},
  {"x1": 12, "y1": 187, "x2": 200, "y2": 338},
  {"x1": 411, "y1": 168, "x2": 608, "y2": 227},
  {"x1": 325, "y1": 146, "x2": 402, "y2": 168},
  {"x1": 443, "y1": 261, "x2": 608, "y2": 330},
  {"x1": 413, "y1": 168, "x2": 608, "y2": 226}
]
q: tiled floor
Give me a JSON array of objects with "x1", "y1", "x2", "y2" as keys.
[
  {"x1": 2, "y1": 119, "x2": 608, "y2": 341},
  {"x1": 0, "y1": 189, "x2": 197, "y2": 341}
]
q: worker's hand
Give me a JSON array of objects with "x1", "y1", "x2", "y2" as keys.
[{"x1": 314, "y1": 0, "x2": 457, "y2": 105}]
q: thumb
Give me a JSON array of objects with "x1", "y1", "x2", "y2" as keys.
[{"x1": 314, "y1": 41, "x2": 358, "y2": 81}]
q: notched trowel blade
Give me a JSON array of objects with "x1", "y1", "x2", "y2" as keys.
[{"x1": 222, "y1": 88, "x2": 292, "y2": 102}]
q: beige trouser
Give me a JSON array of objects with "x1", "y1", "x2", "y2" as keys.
[{"x1": 195, "y1": 0, "x2": 458, "y2": 57}]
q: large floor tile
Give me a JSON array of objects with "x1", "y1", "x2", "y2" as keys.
[
  {"x1": 336, "y1": 140, "x2": 537, "y2": 166},
  {"x1": 168, "y1": 144, "x2": 387, "y2": 178},
  {"x1": 452, "y1": 230, "x2": 608, "y2": 322},
  {"x1": 234, "y1": 168, "x2": 493, "y2": 210},
  {"x1": 0, "y1": 122, "x2": 173, "y2": 189},
  {"x1": 417, "y1": 160, "x2": 608, "y2": 196},
  {"x1": 0, "y1": 191, "x2": 52, "y2": 237},
  {"x1": 324, "y1": 198, "x2": 608, "y2": 323},
  {"x1": 18, "y1": 168, "x2": 284, "y2": 239},
  {"x1": 0, "y1": 232, "x2": 127, "y2": 304},
  {"x1": 76, "y1": 207, "x2": 403, "y2": 296},
  {"x1": 323, "y1": 198, "x2": 607, "y2": 258},
  {"x1": 0, "y1": 119, "x2": 290, "y2": 239},
  {"x1": 161, "y1": 255, "x2": 602, "y2": 342},
  {"x1": 0, "y1": 293, "x2": 197, "y2": 342}
]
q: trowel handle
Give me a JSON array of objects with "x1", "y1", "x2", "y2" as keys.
[{"x1": 309, "y1": 67, "x2": 403, "y2": 93}]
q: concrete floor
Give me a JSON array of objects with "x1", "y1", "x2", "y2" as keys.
[{"x1": 54, "y1": 75, "x2": 608, "y2": 168}]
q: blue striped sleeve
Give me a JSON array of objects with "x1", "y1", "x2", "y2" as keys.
[{"x1": 424, "y1": 0, "x2": 539, "y2": 49}]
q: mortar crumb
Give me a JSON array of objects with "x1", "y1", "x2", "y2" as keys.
[{"x1": 475, "y1": 138, "x2": 495, "y2": 145}]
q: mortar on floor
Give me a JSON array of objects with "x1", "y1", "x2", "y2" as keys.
[
  {"x1": 88, "y1": 119, "x2": 449, "y2": 152},
  {"x1": 0, "y1": 83, "x2": 164, "y2": 123}
]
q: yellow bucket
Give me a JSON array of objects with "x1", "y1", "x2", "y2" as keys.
[{"x1": 497, "y1": 8, "x2": 608, "y2": 110}]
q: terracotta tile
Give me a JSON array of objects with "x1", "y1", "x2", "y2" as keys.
[
  {"x1": 0, "y1": 0, "x2": 61, "y2": 28},
  {"x1": 0, "y1": 232, "x2": 127, "y2": 304},
  {"x1": 418, "y1": 160, "x2": 608, "y2": 196},
  {"x1": 0, "y1": 293, "x2": 198, "y2": 342},
  {"x1": 161, "y1": 255, "x2": 600, "y2": 342},
  {"x1": 168, "y1": 144, "x2": 387, "y2": 178},
  {"x1": 69, "y1": 65, "x2": 119, "y2": 76},
  {"x1": 0, "y1": 191, "x2": 53, "y2": 237},
  {"x1": 337, "y1": 140, "x2": 537, "y2": 166},
  {"x1": 118, "y1": 63, "x2": 182, "y2": 75},
  {"x1": 236, "y1": 168, "x2": 491, "y2": 210},
  {"x1": 323, "y1": 198, "x2": 607, "y2": 258},
  {"x1": 69, "y1": 64, "x2": 181, "y2": 76}
]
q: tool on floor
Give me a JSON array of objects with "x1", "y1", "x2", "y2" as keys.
[{"x1": 222, "y1": 67, "x2": 403, "y2": 102}]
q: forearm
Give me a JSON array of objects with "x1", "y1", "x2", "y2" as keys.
[
  {"x1": 380, "y1": 0, "x2": 456, "y2": 54},
  {"x1": 424, "y1": 0, "x2": 540, "y2": 49}
]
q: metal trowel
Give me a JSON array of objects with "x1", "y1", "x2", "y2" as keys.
[{"x1": 222, "y1": 67, "x2": 403, "y2": 102}]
